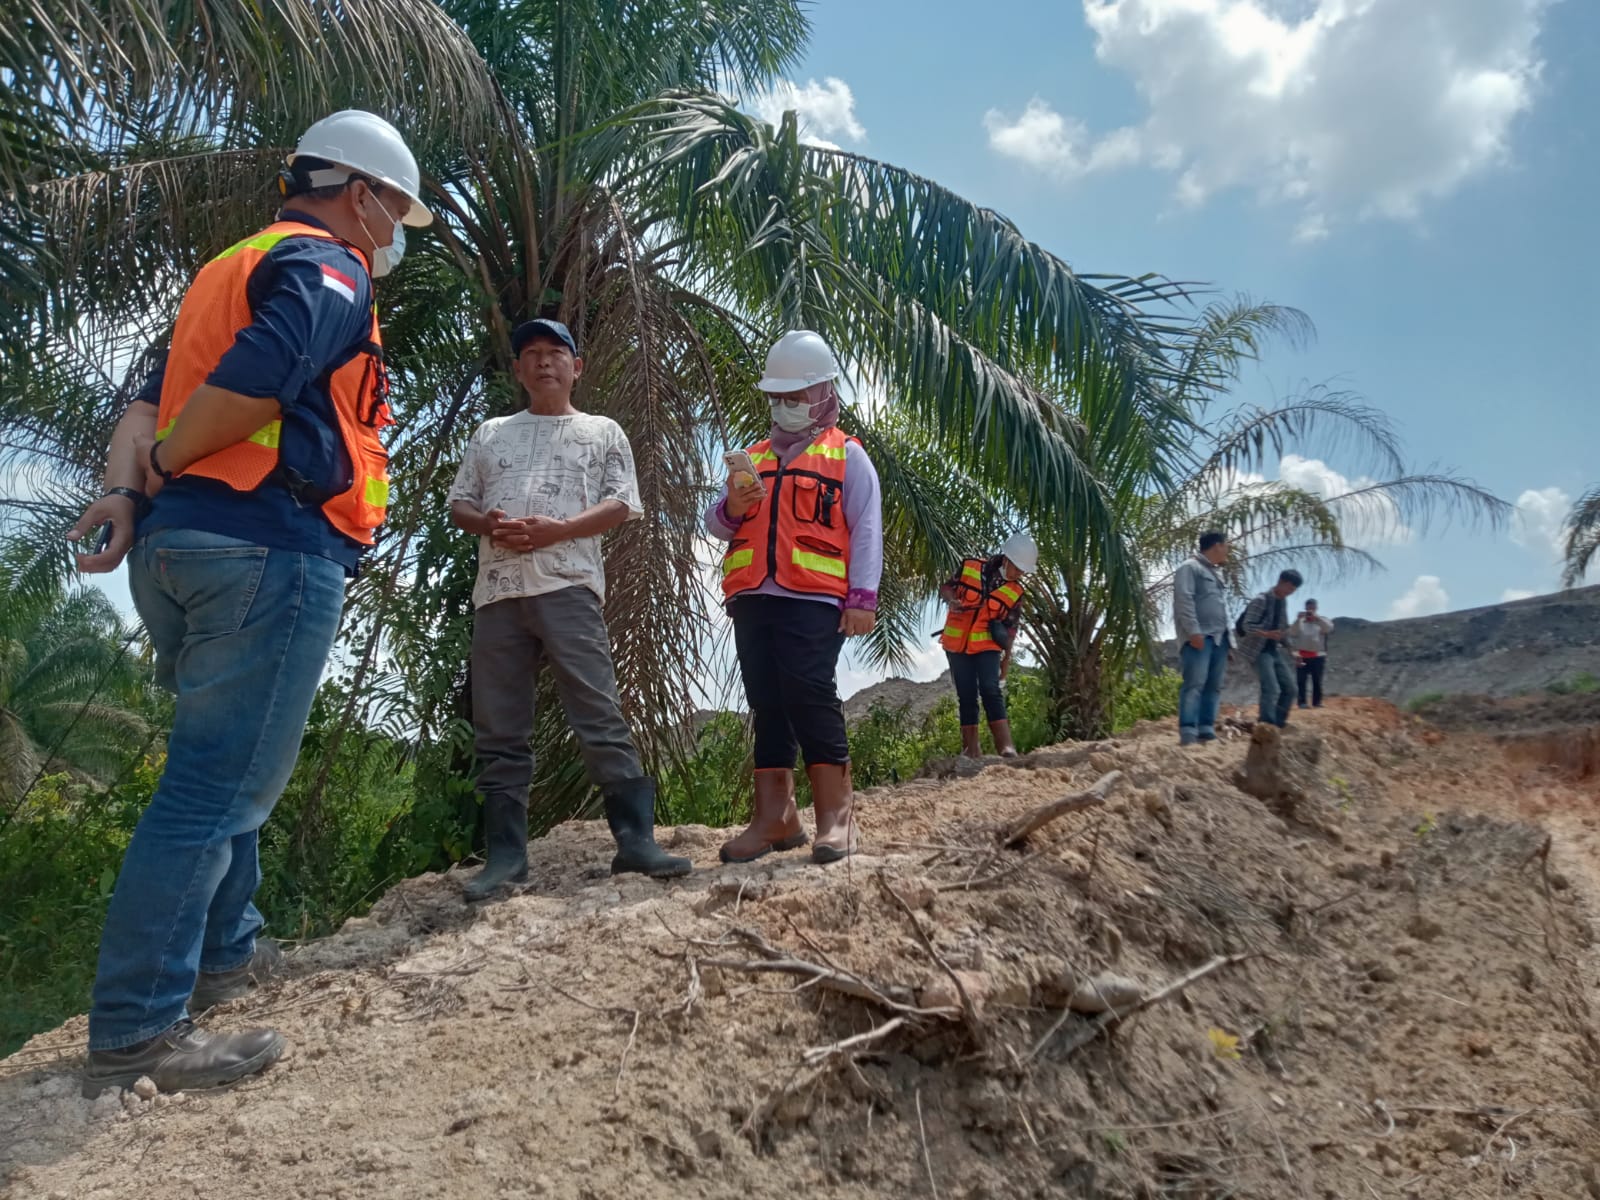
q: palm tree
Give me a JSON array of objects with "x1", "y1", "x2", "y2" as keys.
[
  {"x1": 2, "y1": 0, "x2": 1187, "y2": 833},
  {"x1": 1028, "y1": 299, "x2": 1509, "y2": 740},
  {"x1": 0, "y1": 544, "x2": 151, "y2": 808},
  {"x1": 1561, "y1": 487, "x2": 1600, "y2": 588}
]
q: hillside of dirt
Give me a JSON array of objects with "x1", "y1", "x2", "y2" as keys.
[{"x1": 4, "y1": 699, "x2": 1600, "y2": 1200}]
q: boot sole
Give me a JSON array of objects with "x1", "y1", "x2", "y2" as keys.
[
  {"x1": 611, "y1": 856, "x2": 694, "y2": 879},
  {"x1": 811, "y1": 843, "x2": 859, "y2": 865},
  {"x1": 462, "y1": 869, "x2": 530, "y2": 901},
  {"x1": 718, "y1": 832, "x2": 808, "y2": 864},
  {"x1": 82, "y1": 1032, "x2": 286, "y2": 1099}
]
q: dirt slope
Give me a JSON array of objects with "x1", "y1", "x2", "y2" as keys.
[{"x1": 4, "y1": 701, "x2": 1600, "y2": 1200}]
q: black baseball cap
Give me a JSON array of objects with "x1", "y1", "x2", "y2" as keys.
[{"x1": 511, "y1": 318, "x2": 578, "y2": 357}]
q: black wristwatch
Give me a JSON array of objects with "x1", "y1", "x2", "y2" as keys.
[
  {"x1": 148, "y1": 441, "x2": 175, "y2": 482},
  {"x1": 103, "y1": 486, "x2": 147, "y2": 505}
]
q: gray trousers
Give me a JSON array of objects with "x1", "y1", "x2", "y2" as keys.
[{"x1": 470, "y1": 586, "x2": 642, "y2": 805}]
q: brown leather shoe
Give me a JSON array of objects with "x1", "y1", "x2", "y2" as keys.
[
  {"x1": 720, "y1": 768, "x2": 806, "y2": 863},
  {"x1": 959, "y1": 725, "x2": 983, "y2": 758},
  {"x1": 807, "y1": 763, "x2": 858, "y2": 864},
  {"x1": 989, "y1": 719, "x2": 1018, "y2": 758},
  {"x1": 82, "y1": 1020, "x2": 285, "y2": 1098}
]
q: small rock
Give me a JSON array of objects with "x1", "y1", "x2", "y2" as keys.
[
  {"x1": 1068, "y1": 972, "x2": 1143, "y2": 1014},
  {"x1": 919, "y1": 970, "x2": 989, "y2": 1018},
  {"x1": 1442, "y1": 1128, "x2": 1477, "y2": 1157},
  {"x1": 1366, "y1": 962, "x2": 1399, "y2": 984},
  {"x1": 693, "y1": 1129, "x2": 724, "y2": 1159},
  {"x1": 131, "y1": 1076, "x2": 158, "y2": 1101},
  {"x1": 1405, "y1": 914, "x2": 1444, "y2": 942},
  {"x1": 1549, "y1": 871, "x2": 1572, "y2": 891},
  {"x1": 566, "y1": 1159, "x2": 593, "y2": 1173}
]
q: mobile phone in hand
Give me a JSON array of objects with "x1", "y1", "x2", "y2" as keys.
[
  {"x1": 722, "y1": 449, "x2": 762, "y2": 492},
  {"x1": 93, "y1": 522, "x2": 114, "y2": 554}
]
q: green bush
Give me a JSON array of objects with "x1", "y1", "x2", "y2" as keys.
[
  {"x1": 1109, "y1": 667, "x2": 1183, "y2": 733},
  {"x1": 0, "y1": 758, "x2": 159, "y2": 1056},
  {"x1": 1546, "y1": 672, "x2": 1600, "y2": 696},
  {"x1": 658, "y1": 712, "x2": 754, "y2": 828},
  {"x1": 1405, "y1": 691, "x2": 1446, "y2": 712}
]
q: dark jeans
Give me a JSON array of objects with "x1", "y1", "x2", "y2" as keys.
[
  {"x1": 91, "y1": 530, "x2": 345, "y2": 1049},
  {"x1": 1296, "y1": 655, "x2": 1326, "y2": 706},
  {"x1": 730, "y1": 594, "x2": 849, "y2": 769},
  {"x1": 471, "y1": 587, "x2": 643, "y2": 807},
  {"x1": 1178, "y1": 635, "x2": 1229, "y2": 744},
  {"x1": 1257, "y1": 646, "x2": 1295, "y2": 728},
  {"x1": 947, "y1": 650, "x2": 1006, "y2": 724}
]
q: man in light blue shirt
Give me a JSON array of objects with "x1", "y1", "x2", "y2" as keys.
[{"x1": 1172, "y1": 530, "x2": 1232, "y2": 745}]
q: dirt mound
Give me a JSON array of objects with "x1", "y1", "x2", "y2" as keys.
[
  {"x1": 5, "y1": 700, "x2": 1600, "y2": 1200},
  {"x1": 1415, "y1": 690, "x2": 1600, "y2": 781}
]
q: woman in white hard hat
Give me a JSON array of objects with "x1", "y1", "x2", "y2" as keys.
[
  {"x1": 704, "y1": 331, "x2": 884, "y2": 866},
  {"x1": 938, "y1": 532, "x2": 1037, "y2": 757}
]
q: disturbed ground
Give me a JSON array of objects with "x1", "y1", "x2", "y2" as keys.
[{"x1": 4, "y1": 698, "x2": 1600, "y2": 1200}]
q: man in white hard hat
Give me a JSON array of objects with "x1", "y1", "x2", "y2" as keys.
[
  {"x1": 937, "y1": 532, "x2": 1036, "y2": 757},
  {"x1": 704, "y1": 331, "x2": 883, "y2": 864},
  {"x1": 65, "y1": 111, "x2": 429, "y2": 1098}
]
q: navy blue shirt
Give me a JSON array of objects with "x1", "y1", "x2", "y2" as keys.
[{"x1": 135, "y1": 210, "x2": 377, "y2": 573}]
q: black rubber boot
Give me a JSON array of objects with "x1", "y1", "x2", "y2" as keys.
[
  {"x1": 462, "y1": 794, "x2": 529, "y2": 901},
  {"x1": 604, "y1": 778, "x2": 691, "y2": 879}
]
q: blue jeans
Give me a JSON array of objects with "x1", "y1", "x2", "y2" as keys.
[
  {"x1": 89, "y1": 529, "x2": 345, "y2": 1049},
  {"x1": 1178, "y1": 636, "x2": 1229, "y2": 743},
  {"x1": 1257, "y1": 647, "x2": 1295, "y2": 728}
]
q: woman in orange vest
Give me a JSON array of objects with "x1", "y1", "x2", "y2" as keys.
[
  {"x1": 939, "y1": 532, "x2": 1037, "y2": 757},
  {"x1": 704, "y1": 331, "x2": 883, "y2": 866}
]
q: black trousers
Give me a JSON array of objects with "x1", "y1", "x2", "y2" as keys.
[
  {"x1": 1296, "y1": 655, "x2": 1327, "y2": 706},
  {"x1": 730, "y1": 594, "x2": 849, "y2": 769},
  {"x1": 947, "y1": 650, "x2": 1006, "y2": 724}
]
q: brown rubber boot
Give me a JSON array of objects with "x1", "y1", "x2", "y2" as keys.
[
  {"x1": 989, "y1": 719, "x2": 1018, "y2": 758},
  {"x1": 719, "y1": 768, "x2": 806, "y2": 863},
  {"x1": 960, "y1": 725, "x2": 983, "y2": 758},
  {"x1": 807, "y1": 763, "x2": 859, "y2": 864}
]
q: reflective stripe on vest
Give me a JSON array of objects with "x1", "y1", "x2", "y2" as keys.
[
  {"x1": 155, "y1": 220, "x2": 394, "y2": 545},
  {"x1": 941, "y1": 556, "x2": 1024, "y2": 654},
  {"x1": 720, "y1": 427, "x2": 856, "y2": 601}
]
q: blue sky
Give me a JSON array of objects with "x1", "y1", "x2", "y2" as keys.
[{"x1": 757, "y1": 0, "x2": 1597, "y2": 691}]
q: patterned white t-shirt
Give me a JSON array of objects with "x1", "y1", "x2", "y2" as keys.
[{"x1": 448, "y1": 410, "x2": 642, "y2": 609}]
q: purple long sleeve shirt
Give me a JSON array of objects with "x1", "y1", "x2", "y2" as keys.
[{"x1": 704, "y1": 439, "x2": 883, "y2": 610}]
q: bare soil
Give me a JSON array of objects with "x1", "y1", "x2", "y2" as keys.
[{"x1": 4, "y1": 698, "x2": 1600, "y2": 1200}]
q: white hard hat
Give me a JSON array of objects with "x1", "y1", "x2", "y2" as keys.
[
  {"x1": 1000, "y1": 531, "x2": 1038, "y2": 573},
  {"x1": 288, "y1": 110, "x2": 433, "y2": 227},
  {"x1": 757, "y1": 330, "x2": 840, "y2": 393}
]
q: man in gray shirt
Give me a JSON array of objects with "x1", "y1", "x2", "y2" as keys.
[{"x1": 1172, "y1": 530, "x2": 1232, "y2": 745}]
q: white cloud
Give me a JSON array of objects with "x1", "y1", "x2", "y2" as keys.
[
  {"x1": 1277, "y1": 454, "x2": 1411, "y2": 545},
  {"x1": 747, "y1": 77, "x2": 866, "y2": 145},
  {"x1": 985, "y1": 0, "x2": 1551, "y2": 232},
  {"x1": 1500, "y1": 587, "x2": 1537, "y2": 603},
  {"x1": 1389, "y1": 574, "x2": 1451, "y2": 619},
  {"x1": 1510, "y1": 485, "x2": 1570, "y2": 561}
]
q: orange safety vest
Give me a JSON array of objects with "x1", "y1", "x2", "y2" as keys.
[
  {"x1": 721, "y1": 427, "x2": 855, "y2": 601},
  {"x1": 941, "y1": 557, "x2": 1024, "y2": 654},
  {"x1": 155, "y1": 219, "x2": 394, "y2": 546}
]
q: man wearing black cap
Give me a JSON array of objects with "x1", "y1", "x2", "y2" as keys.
[{"x1": 447, "y1": 319, "x2": 690, "y2": 897}]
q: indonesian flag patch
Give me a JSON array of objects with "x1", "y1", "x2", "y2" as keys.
[{"x1": 320, "y1": 264, "x2": 357, "y2": 303}]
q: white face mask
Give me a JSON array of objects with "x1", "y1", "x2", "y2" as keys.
[
  {"x1": 770, "y1": 399, "x2": 816, "y2": 433},
  {"x1": 358, "y1": 194, "x2": 406, "y2": 278}
]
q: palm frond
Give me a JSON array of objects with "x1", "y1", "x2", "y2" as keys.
[{"x1": 1561, "y1": 484, "x2": 1600, "y2": 588}]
